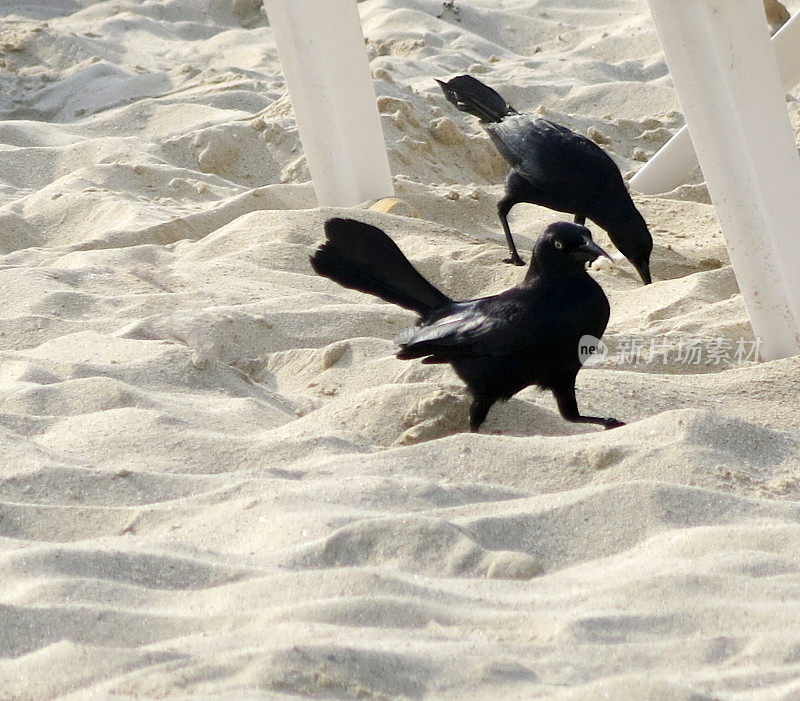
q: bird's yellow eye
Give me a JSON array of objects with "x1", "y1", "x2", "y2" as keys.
[{"x1": 554, "y1": 241, "x2": 563, "y2": 250}]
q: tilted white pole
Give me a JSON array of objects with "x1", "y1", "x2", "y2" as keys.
[
  {"x1": 628, "y1": 117, "x2": 696, "y2": 195},
  {"x1": 643, "y1": 0, "x2": 800, "y2": 360},
  {"x1": 264, "y1": 0, "x2": 394, "y2": 207},
  {"x1": 631, "y1": 10, "x2": 800, "y2": 194}
]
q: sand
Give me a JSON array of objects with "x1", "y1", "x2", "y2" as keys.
[{"x1": 2, "y1": 0, "x2": 800, "y2": 698}]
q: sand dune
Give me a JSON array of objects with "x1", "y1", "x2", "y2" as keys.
[{"x1": 2, "y1": 0, "x2": 800, "y2": 698}]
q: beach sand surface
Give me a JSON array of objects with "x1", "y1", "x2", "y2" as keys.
[{"x1": 2, "y1": 0, "x2": 800, "y2": 698}]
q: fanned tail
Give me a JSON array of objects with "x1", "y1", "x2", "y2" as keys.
[
  {"x1": 435, "y1": 75, "x2": 516, "y2": 123},
  {"x1": 310, "y1": 218, "x2": 452, "y2": 316}
]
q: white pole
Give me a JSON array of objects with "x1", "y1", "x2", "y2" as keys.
[
  {"x1": 628, "y1": 121, "x2": 696, "y2": 195},
  {"x1": 644, "y1": 0, "x2": 800, "y2": 360},
  {"x1": 631, "y1": 10, "x2": 800, "y2": 195},
  {"x1": 264, "y1": 0, "x2": 394, "y2": 207},
  {"x1": 773, "y1": 7, "x2": 800, "y2": 91}
]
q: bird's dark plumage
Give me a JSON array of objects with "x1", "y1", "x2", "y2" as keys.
[
  {"x1": 310, "y1": 217, "x2": 624, "y2": 433},
  {"x1": 437, "y1": 75, "x2": 653, "y2": 284},
  {"x1": 310, "y1": 217, "x2": 452, "y2": 315}
]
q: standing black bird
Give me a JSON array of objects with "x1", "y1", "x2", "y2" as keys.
[
  {"x1": 310, "y1": 217, "x2": 624, "y2": 433},
  {"x1": 436, "y1": 74, "x2": 653, "y2": 284}
]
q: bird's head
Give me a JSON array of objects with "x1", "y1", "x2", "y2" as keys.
[
  {"x1": 529, "y1": 222, "x2": 611, "y2": 278},
  {"x1": 610, "y1": 209, "x2": 653, "y2": 285}
]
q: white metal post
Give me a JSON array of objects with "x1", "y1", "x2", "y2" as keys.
[
  {"x1": 631, "y1": 10, "x2": 800, "y2": 195},
  {"x1": 264, "y1": 0, "x2": 394, "y2": 207},
  {"x1": 644, "y1": 0, "x2": 800, "y2": 360},
  {"x1": 628, "y1": 121, "x2": 696, "y2": 195}
]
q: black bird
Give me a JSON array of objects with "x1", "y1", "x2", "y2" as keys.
[
  {"x1": 436, "y1": 74, "x2": 653, "y2": 284},
  {"x1": 310, "y1": 217, "x2": 624, "y2": 433}
]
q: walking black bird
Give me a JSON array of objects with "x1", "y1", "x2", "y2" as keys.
[
  {"x1": 436, "y1": 74, "x2": 653, "y2": 284},
  {"x1": 310, "y1": 217, "x2": 624, "y2": 433}
]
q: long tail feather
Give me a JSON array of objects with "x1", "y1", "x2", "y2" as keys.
[
  {"x1": 310, "y1": 218, "x2": 452, "y2": 316},
  {"x1": 435, "y1": 75, "x2": 516, "y2": 123}
]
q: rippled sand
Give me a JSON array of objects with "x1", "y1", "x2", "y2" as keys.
[{"x1": 2, "y1": 1, "x2": 800, "y2": 698}]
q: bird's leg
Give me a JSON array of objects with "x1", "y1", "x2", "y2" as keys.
[
  {"x1": 497, "y1": 197, "x2": 526, "y2": 266},
  {"x1": 552, "y1": 382, "x2": 624, "y2": 430},
  {"x1": 469, "y1": 397, "x2": 495, "y2": 432},
  {"x1": 574, "y1": 214, "x2": 586, "y2": 226}
]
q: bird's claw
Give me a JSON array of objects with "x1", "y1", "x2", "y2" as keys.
[
  {"x1": 603, "y1": 417, "x2": 625, "y2": 430},
  {"x1": 504, "y1": 256, "x2": 526, "y2": 266}
]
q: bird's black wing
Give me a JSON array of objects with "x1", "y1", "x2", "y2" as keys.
[
  {"x1": 486, "y1": 116, "x2": 623, "y2": 192},
  {"x1": 396, "y1": 289, "x2": 566, "y2": 360}
]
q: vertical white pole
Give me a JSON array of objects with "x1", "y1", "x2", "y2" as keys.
[
  {"x1": 264, "y1": 0, "x2": 394, "y2": 207},
  {"x1": 644, "y1": 0, "x2": 800, "y2": 360},
  {"x1": 631, "y1": 10, "x2": 800, "y2": 195}
]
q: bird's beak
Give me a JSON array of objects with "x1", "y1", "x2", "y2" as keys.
[
  {"x1": 574, "y1": 238, "x2": 611, "y2": 263},
  {"x1": 632, "y1": 261, "x2": 652, "y2": 285}
]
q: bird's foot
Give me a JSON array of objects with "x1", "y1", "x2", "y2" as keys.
[
  {"x1": 503, "y1": 255, "x2": 526, "y2": 266},
  {"x1": 603, "y1": 417, "x2": 625, "y2": 430}
]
